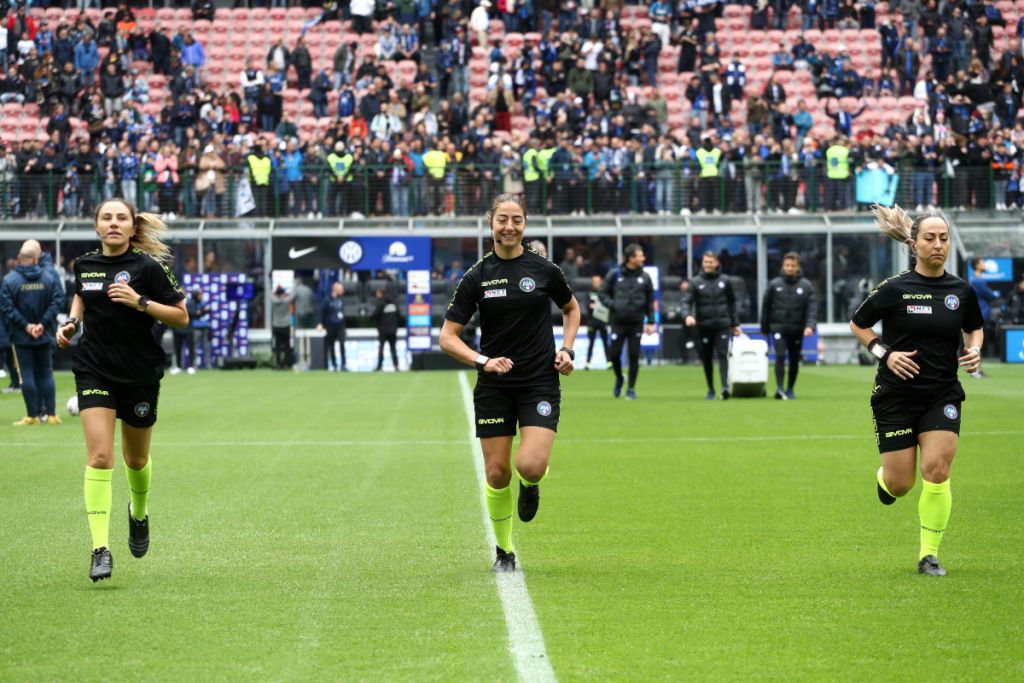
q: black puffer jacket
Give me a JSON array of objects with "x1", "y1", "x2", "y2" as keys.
[
  {"x1": 599, "y1": 264, "x2": 654, "y2": 325},
  {"x1": 681, "y1": 270, "x2": 737, "y2": 330},
  {"x1": 760, "y1": 274, "x2": 818, "y2": 335}
]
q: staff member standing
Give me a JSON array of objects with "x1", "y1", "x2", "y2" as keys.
[
  {"x1": 760, "y1": 252, "x2": 817, "y2": 399},
  {"x1": 850, "y1": 205, "x2": 983, "y2": 577},
  {"x1": 599, "y1": 244, "x2": 655, "y2": 400},
  {"x1": 317, "y1": 281, "x2": 347, "y2": 371},
  {"x1": 440, "y1": 193, "x2": 580, "y2": 572},
  {"x1": 585, "y1": 274, "x2": 611, "y2": 370},
  {"x1": 55, "y1": 198, "x2": 188, "y2": 583},
  {"x1": 682, "y1": 251, "x2": 741, "y2": 399},
  {"x1": 372, "y1": 287, "x2": 401, "y2": 371},
  {"x1": 0, "y1": 240, "x2": 64, "y2": 425},
  {"x1": 967, "y1": 257, "x2": 999, "y2": 366}
]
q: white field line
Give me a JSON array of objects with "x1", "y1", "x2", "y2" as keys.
[
  {"x1": 5, "y1": 430, "x2": 1022, "y2": 450},
  {"x1": 458, "y1": 371, "x2": 557, "y2": 683}
]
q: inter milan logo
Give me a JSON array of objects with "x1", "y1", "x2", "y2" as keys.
[
  {"x1": 134, "y1": 402, "x2": 150, "y2": 418},
  {"x1": 943, "y1": 404, "x2": 958, "y2": 420},
  {"x1": 944, "y1": 294, "x2": 960, "y2": 310},
  {"x1": 519, "y1": 277, "x2": 536, "y2": 292},
  {"x1": 114, "y1": 271, "x2": 131, "y2": 284},
  {"x1": 536, "y1": 401, "x2": 552, "y2": 417}
]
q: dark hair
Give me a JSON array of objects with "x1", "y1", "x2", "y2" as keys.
[
  {"x1": 701, "y1": 250, "x2": 719, "y2": 261},
  {"x1": 970, "y1": 257, "x2": 985, "y2": 270},
  {"x1": 783, "y1": 251, "x2": 800, "y2": 262},
  {"x1": 624, "y1": 243, "x2": 643, "y2": 261},
  {"x1": 486, "y1": 193, "x2": 528, "y2": 228}
]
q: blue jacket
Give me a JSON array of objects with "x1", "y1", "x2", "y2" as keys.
[
  {"x1": 0, "y1": 262, "x2": 64, "y2": 347},
  {"x1": 969, "y1": 274, "x2": 998, "y2": 321},
  {"x1": 74, "y1": 41, "x2": 100, "y2": 75}
]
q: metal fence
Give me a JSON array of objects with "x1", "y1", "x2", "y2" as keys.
[{"x1": 0, "y1": 161, "x2": 1010, "y2": 220}]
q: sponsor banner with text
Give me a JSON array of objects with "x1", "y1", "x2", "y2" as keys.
[{"x1": 274, "y1": 236, "x2": 431, "y2": 271}]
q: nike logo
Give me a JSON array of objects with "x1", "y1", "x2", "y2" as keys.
[{"x1": 288, "y1": 247, "x2": 317, "y2": 259}]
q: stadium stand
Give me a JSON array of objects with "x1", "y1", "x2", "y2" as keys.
[{"x1": 0, "y1": 0, "x2": 1022, "y2": 219}]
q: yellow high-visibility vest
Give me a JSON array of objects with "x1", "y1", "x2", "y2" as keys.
[
  {"x1": 247, "y1": 155, "x2": 272, "y2": 186},
  {"x1": 698, "y1": 147, "x2": 721, "y2": 178},
  {"x1": 826, "y1": 145, "x2": 850, "y2": 180}
]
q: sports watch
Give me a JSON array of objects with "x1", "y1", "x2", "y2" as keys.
[
  {"x1": 474, "y1": 354, "x2": 489, "y2": 371},
  {"x1": 559, "y1": 347, "x2": 575, "y2": 361},
  {"x1": 137, "y1": 295, "x2": 151, "y2": 311}
]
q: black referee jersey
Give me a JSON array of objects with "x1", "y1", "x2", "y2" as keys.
[
  {"x1": 446, "y1": 246, "x2": 574, "y2": 388},
  {"x1": 74, "y1": 247, "x2": 185, "y2": 385},
  {"x1": 851, "y1": 269, "x2": 984, "y2": 394}
]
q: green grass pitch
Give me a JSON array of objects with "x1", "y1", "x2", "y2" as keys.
[{"x1": 1, "y1": 364, "x2": 1022, "y2": 681}]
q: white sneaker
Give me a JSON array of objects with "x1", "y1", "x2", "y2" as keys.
[
  {"x1": 350, "y1": 211, "x2": 365, "y2": 219},
  {"x1": 170, "y1": 367, "x2": 181, "y2": 375},
  {"x1": 915, "y1": 204, "x2": 924, "y2": 212},
  {"x1": 788, "y1": 207, "x2": 803, "y2": 214},
  {"x1": 680, "y1": 208, "x2": 691, "y2": 216},
  {"x1": 168, "y1": 212, "x2": 177, "y2": 221},
  {"x1": 0, "y1": 369, "x2": 6, "y2": 379},
  {"x1": 316, "y1": 211, "x2": 323, "y2": 219},
  {"x1": 307, "y1": 211, "x2": 315, "y2": 219},
  {"x1": 187, "y1": 367, "x2": 196, "y2": 375}
]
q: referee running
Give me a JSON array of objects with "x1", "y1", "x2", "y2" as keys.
[
  {"x1": 850, "y1": 205, "x2": 983, "y2": 577},
  {"x1": 56, "y1": 198, "x2": 188, "y2": 582},
  {"x1": 441, "y1": 193, "x2": 580, "y2": 572}
]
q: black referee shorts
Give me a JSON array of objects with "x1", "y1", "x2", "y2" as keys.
[
  {"x1": 75, "y1": 372, "x2": 160, "y2": 428},
  {"x1": 474, "y1": 382, "x2": 560, "y2": 438},
  {"x1": 870, "y1": 383, "x2": 964, "y2": 453}
]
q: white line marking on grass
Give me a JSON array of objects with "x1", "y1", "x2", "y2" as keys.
[
  {"x1": 4, "y1": 430, "x2": 1023, "y2": 450},
  {"x1": 458, "y1": 371, "x2": 557, "y2": 683}
]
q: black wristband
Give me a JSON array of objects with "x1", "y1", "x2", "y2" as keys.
[
  {"x1": 559, "y1": 346, "x2": 575, "y2": 361},
  {"x1": 867, "y1": 338, "x2": 891, "y2": 364}
]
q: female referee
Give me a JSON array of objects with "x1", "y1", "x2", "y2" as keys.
[
  {"x1": 850, "y1": 206, "x2": 983, "y2": 577},
  {"x1": 56, "y1": 199, "x2": 188, "y2": 582},
  {"x1": 440, "y1": 193, "x2": 581, "y2": 572}
]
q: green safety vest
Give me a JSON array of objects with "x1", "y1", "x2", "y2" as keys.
[
  {"x1": 423, "y1": 150, "x2": 447, "y2": 180},
  {"x1": 537, "y1": 147, "x2": 556, "y2": 181},
  {"x1": 826, "y1": 145, "x2": 850, "y2": 180},
  {"x1": 247, "y1": 155, "x2": 272, "y2": 186},
  {"x1": 522, "y1": 148, "x2": 540, "y2": 182},
  {"x1": 698, "y1": 147, "x2": 721, "y2": 178},
  {"x1": 326, "y1": 152, "x2": 353, "y2": 182}
]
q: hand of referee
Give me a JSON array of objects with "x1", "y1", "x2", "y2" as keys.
[
  {"x1": 554, "y1": 351, "x2": 574, "y2": 376},
  {"x1": 958, "y1": 347, "x2": 981, "y2": 373},
  {"x1": 56, "y1": 322, "x2": 76, "y2": 349},
  {"x1": 484, "y1": 357, "x2": 514, "y2": 375},
  {"x1": 108, "y1": 282, "x2": 142, "y2": 310},
  {"x1": 886, "y1": 349, "x2": 920, "y2": 380}
]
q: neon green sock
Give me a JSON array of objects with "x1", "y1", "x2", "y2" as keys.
[
  {"x1": 877, "y1": 466, "x2": 899, "y2": 498},
  {"x1": 485, "y1": 483, "x2": 513, "y2": 553},
  {"x1": 125, "y1": 459, "x2": 152, "y2": 521},
  {"x1": 84, "y1": 466, "x2": 113, "y2": 550},
  {"x1": 518, "y1": 466, "x2": 549, "y2": 488},
  {"x1": 919, "y1": 479, "x2": 951, "y2": 560}
]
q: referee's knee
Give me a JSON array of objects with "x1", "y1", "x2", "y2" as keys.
[
  {"x1": 920, "y1": 460, "x2": 950, "y2": 484},
  {"x1": 485, "y1": 463, "x2": 512, "y2": 488}
]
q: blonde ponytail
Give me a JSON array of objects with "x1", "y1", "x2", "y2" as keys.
[
  {"x1": 131, "y1": 212, "x2": 173, "y2": 264},
  {"x1": 870, "y1": 203, "x2": 913, "y2": 246}
]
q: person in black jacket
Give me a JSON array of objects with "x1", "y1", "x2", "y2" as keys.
[
  {"x1": 372, "y1": 288, "x2": 401, "y2": 371},
  {"x1": 682, "y1": 251, "x2": 741, "y2": 399},
  {"x1": 0, "y1": 240, "x2": 64, "y2": 425},
  {"x1": 760, "y1": 252, "x2": 818, "y2": 399},
  {"x1": 599, "y1": 243, "x2": 655, "y2": 400},
  {"x1": 317, "y1": 281, "x2": 348, "y2": 372}
]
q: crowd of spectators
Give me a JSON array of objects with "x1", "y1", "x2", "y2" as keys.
[{"x1": 0, "y1": 0, "x2": 1022, "y2": 220}]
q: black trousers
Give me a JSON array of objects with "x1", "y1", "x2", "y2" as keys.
[
  {"x1": 325, "y1": 324, "x2": 347, "y2": 369},
  {"x1": 699, "y1": 326, "x2": 730, "y2": 391},
  {"x1": 586, "y1": 323, "x2": 610, "y2": 365},
  {"x1": 272, "y1": 326, "x2": 292, "y2": 368},
  {"x1": 772, "y1": 331, "x2": 803, "y2": 391},
  {"x1": 609, "y1": 323, "x2": 642, "y2": 389},
  {"x1": 377, "y1": 332, "x2": 398, "y2": 370},
  {"x1": 173, "y1": 331, "x2": 194, "y2": 369}
]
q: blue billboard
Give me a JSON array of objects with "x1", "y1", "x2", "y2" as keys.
[
  {"x1": 977, "y1": 258, "x2": 1013, "y2": 282},
  {"x1": 1004, "y1": 329, "x2": 1024, "y2": 363},
  {"x1": 273, "y1": 236, "x2": 432, "y2": 271}
]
